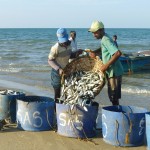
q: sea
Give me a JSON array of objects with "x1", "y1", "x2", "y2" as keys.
[{"x1": 0, "y1": 28, "x2": 150, "y2": 109}]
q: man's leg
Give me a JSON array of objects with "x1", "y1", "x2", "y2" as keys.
[
  {"x1": 51, "y1": 68, "x2": 61, "y2": 111},
  {"x1": 107, "y1": 76, "x2": 122, "y2": 106},
  {"x1": 54, "y1": 87, "x2": 61, "y2": 103}
]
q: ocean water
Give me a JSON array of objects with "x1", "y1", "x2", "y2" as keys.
[{"x1": 0, "y1": 28, "x2": 150, "y2": 102}]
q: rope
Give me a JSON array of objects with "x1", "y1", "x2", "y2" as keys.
[
  {"x1": 115, "y1": 120, "x2": 120, "y2": 146},
  {"x1": 67, "y1": 105, "x2": 81, "y2": 138},
  {"x1": 125, "y1": 114, "x2": 132, "y2": 144},
  {"x1": 67, "y1": 105, "x2": 98, "y2": 145},
  {"x1": 122, "y1": 111, "x2": 132, "y2": 144},
  {"x1": 46, "y1": 108, "x2": 57, "y2": 132},
  {"x1": 126, "y1": 59, "x2": 132, "y2": 75}
]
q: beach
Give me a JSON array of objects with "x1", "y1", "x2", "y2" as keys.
[
  {"x1": 0, "y1": 28, "x2": 150, "y2": 150},
  {"x1": 0, "y1": 81, "x2": 149, "y2": 150},
  {"x1": 0, "y1": 126, "x2": 147, "y2": 150},
  {"x1": 0, "y1": 0, "x2": 150, "y2": 148}
]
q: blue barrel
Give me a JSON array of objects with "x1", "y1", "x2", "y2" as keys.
[
  {"x1": 0, "y1": 94, "x2": 9, "y2": 120},
  {"x1": 146, "y1": 112, "x2": 150, "y2": 150},
  {"x1": 102, "y1": 105, "x2": 148, "y2": 147},
  {"x1": 0, "y1": 91, "x2": 25, "y2": 123},
  {"x1": 16, "y1": 96, "x2": 55, "y2": 131},
  {"x1": 56, "y1": 103, "x2": 98, "y2": 138}
]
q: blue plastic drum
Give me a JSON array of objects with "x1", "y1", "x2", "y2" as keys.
[
  {"x1": 102, "y1": 105, "x2": 148, "y2": 146},
  {"x1": 16, "y1": 96, "x2": 55, "y2": 131},
  {"x1": 0, "y1": 94, "x2": 10, "y2": 120},
  {"x1": 146, "y1": 112, "x2": 150, "y2": 150},
  {"x1": 56, "y1": 103, "x2": 98, "y2": 138},
  {"x1": 0, "y1": 91, "x2": 25, "y2": 122}
]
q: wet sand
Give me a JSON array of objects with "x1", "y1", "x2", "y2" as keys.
[{"x1": 0, "y1": 82, "x2": 149, "y2": 150}]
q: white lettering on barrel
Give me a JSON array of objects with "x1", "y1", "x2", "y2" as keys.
[
  {"x1": 23, "y1": 112, "x2": 32, "y2": 125},
  {"x1": 75, "y1": 114, "x2": 83, "y2": 130},
  {"x1": 59, "y1": 113, "x2": 66, "y2": 126},
  {"x1": 139, "y1": 117, "x2": 145, "y2": 136},
  {"x1": 0, "y1": 99, "x2": 2, "y2": 107},
  {"x1": 102, "y1": 114, "x2": 107, "y2": 138},
  {"x1": 59, "y1": 113, "x2": 83, "y2": 129},
  {"x1": 17, "y1": 110, "x2": 22, "y2": 123},
  {"x1": 33, "y1": 111, "x2": 43, "y2": 128}
]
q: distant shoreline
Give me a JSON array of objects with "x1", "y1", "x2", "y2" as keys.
[{"x1": 0, "y1": 79, "x2": 54, "y2": 98}]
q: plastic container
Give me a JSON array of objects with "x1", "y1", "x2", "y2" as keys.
[
  {"x1": 16, "y1": 96, "x2": 55, "y2": 131},
  {"x1": 56, "y1": 103, "x2": 98, "y2": 138},
  {"x1": 102, "y1": 105, "x2": 148, "y2": 146},
  {"x1": 0, "y1": 91, "x2": 25, "y2": 123},
  {"x1": 146, "y1": 112, "x2": 150, "y2": 150}
]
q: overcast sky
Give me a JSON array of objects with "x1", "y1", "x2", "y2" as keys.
[{"x1": 0, "y1": 0, "x2": 150, "y2": 28}]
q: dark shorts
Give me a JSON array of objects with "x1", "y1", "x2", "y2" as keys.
[
  {"x1": 107, "y1": 76, "x2": 122, "y2": 103},
  {"x1": 51, "y1": 68, "x2": 61, "y2": 89}
]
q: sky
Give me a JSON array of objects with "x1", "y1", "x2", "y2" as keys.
[{"x1": 0, "y1": 0, "x2": 150, "y2": 28}]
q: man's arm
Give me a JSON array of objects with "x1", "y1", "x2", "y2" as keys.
[
  {"x1": 48, "y1": 59, "x2": 63, "y2": 75},
  {"x1": 85, "y1": 47, "x2": 101, "y2": 58},
  {"x1": 48, "y1": 59, "x2": 60, "y2": 71},
  {"x1": 100, "y1": 50, "x2": 122, "y2": 73}
]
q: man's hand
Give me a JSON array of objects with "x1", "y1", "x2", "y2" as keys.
[
  {"x1": 89, "y1": 51, "x2": 96, "y2": 58},
  {"x1": 84, "y1": 49, "x2": 96, "y2": 58},
  {"x1": 84, "y1": 49, "x2": 92, "y2": 52},
  {"x1": 59, "y1": 68, "x2": 63, "y2": 76},
  {"x1": 100, "y1": 64, "x2": 109, "y2": 73}
]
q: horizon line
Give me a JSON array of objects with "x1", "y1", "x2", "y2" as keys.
[{"x1": 0, "y1": 27, "x2": 150, "y2": 29}]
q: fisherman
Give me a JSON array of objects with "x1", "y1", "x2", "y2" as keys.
[
  {"x1": 69, "y1": 31, "x2": 83, "y2": 62},
  {"x1": 88, "y1": 20, "x2": 124, "y2": 105},
  {"x1": 113, "y1": 35, "x2": 118, "y2": 48},
  {"x1": 48, "y1": 28, "x2": 72, "y2": 107},
  {"x1": 48, "y1": 28, "x2": 82, "y2": 108}
]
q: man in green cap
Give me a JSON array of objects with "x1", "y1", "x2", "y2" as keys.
[{"x1": 88, "y1": 20, "x2": 124, "y2": 105}]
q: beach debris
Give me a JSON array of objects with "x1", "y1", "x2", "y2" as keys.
[
  {"x1": 0, "y1": 120, "x2": 7, "y2": 130},
  {"x1": 0, "y1": 122, "x2": 3, "y2": 130},
  {"x1": 0, "y1": 89, "x2": 21, "y2": 95},
  {"x1": 59, "y1": 70, "x2": 104, "y2": 107}
]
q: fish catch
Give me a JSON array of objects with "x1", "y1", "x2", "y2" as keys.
[
  {"x1": 0, "y1": 89, "x2": 21, "y2": 95},
  {"x1": 59, "y1": 70, "x2": 105, "y2": 107}
]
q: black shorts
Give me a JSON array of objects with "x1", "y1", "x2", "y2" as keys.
[{"x1": 107, "y1": 76, "x2": 122, "y2": 103}]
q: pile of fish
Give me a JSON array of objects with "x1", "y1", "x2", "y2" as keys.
[
  {"x1": 0, "y1": 89, "x2": 21, "y2": 95},
  {"x1": 59, "y1": 70, "x2": 104, "y2": 107}
]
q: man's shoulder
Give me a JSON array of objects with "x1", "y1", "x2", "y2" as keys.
[
  {"x1": 51, "y1": 42, "x2": 59, "y2": 50},
  {"x1": 102, "y1": 34, "x2": 113, "y2": 43},
  {"x1": 102, "y1": 33, "x2": 111, "y2": 40}
]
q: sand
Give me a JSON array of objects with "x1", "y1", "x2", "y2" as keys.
[
  {"x1": 0, "y1": 83, "x2": 149, "y2": 150},
  {"x1": 0, "y1": 125, "x2": 147, "y2": 150}
]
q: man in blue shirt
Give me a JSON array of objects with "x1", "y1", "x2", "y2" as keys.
[{"x1": 88, "y1": 20, "x2": 124, "y2": 105}]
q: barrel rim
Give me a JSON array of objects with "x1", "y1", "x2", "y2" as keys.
[
  {"x1": 102, "y1": 105, "x2": 148, "y2": 114},
  {"x1": 16, "y1": 95, "x2": 54, "y2": 103}
]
